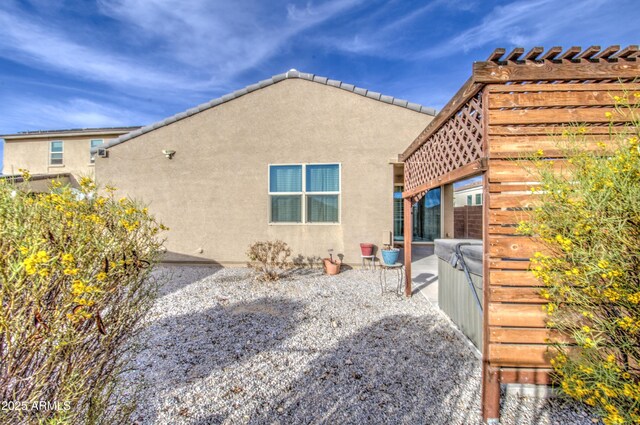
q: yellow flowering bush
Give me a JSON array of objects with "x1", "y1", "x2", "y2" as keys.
[
  {"x1": 0, "y1": 175, "x2": 165, "y2": 424},
  {"x1": 519, "y1": 95, "x2": 640, "y2": 424}
]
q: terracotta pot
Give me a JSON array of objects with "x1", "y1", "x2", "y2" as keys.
[
  {"x1": 359, "y1": 243, "x2": 374, "y2": 256},
  {"x1": 323, "y1": 258, "x2": 341, "y2": 275}
]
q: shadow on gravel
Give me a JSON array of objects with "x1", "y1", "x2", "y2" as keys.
[
  {"x1": 248, "y1": 314, "x2": 483, "y2": 425},
  {"x1": 501, "y1": 390, "x2": 595, "y2": 425},
  {"x1": 153, "y1": 265, "x2": 223, "y2": 297},
  {"x1": 132, "y1": 296, "x2": 306, "y2": 424},
  {"x1": 280, "y1": 267, "x2": 324, "y2": 278}
]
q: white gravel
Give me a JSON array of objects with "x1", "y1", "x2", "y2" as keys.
[{"x1": 124, "y1": 266, "x2": 596, "y2": 425}]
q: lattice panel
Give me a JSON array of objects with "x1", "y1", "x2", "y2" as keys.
[{"x1": 405, "y1": 92, "x2": 484, "y2": 194}]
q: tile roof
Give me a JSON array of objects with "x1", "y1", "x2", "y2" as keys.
[
  {"x1": 103, "y1": 70, "x2": 437, "y2": 150},
  {"x1": 0, "y1": 173, "x2": 71, "y2": 182},
  {"x1": 1, "y1": 126, "x2": 141, "y2": 139}
]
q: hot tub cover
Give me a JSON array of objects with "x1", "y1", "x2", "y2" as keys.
[{"x1": 434, "y1": 239, "x2": 483, "y2": 276}]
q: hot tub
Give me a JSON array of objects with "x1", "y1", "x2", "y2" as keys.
[{"x1": 435, "y1": 239, "x2": 483, "y2": 350}]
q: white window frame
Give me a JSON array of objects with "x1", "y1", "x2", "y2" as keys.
[
  {"x1": 49, "y1": 140, "x2": 64, "y2": 166},
  {"x1": 268, "y1": 163, "x2": 341, "y2": 225},
  {"x1": 89, "y1": 139, "x2": 104, "y2": 164}
]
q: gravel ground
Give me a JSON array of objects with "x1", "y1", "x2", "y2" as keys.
[{"x1": 124, "y1": 266, "x2": 596, "y2": 425}]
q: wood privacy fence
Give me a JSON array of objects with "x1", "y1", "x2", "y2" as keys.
[
  {"x1": 454, "y1": 205, "x2": 483, "y2": 239},
  {"x1": 400, "y1": 45, "x2": 639, "y2": 423}
]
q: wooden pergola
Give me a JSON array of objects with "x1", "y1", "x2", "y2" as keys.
[{"x1": 400, "y1": 45, "x2": 639, "y2": 423}]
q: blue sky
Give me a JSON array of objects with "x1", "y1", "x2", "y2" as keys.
[{"x1": 1, "y1": 0, "x2": 638, "y2": 165}]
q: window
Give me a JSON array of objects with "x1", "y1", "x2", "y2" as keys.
[
  {"x1": 90, "y1": 139, "x2": 103, "y2": 163},
  {"x1": 269, "y1": 163, "x2": 340, "y2": 223},
  {"x1": 475, "y1": 193, "x2": 482, "y2": 205},
  {"x1": 467, "y1": 194, "x2": 472, "y2": 206},
  {"x1": 50, "y1": 141, "x2": 63, "y2": 165}
]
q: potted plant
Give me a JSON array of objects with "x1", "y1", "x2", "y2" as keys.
[
  {"x1": 381, "y1": 244, "x2": 400, "y2": 265},
  {"x1": 323, "y1": 249, "x2": 341, "y2": 275},
  {"x1": 359, "y1": 243, "x2": 374, "y2": 256}
]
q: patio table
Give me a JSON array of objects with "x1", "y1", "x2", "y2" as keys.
[{"x1": 379, "y1": 262, "x2": 404, "y2": 296}]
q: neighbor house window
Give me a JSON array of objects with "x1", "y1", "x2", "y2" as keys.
[
  {"x1": 90, "y1": 139, "x2": 103, "y2": 163},
  {"x1": 475, "y1": 193, "x2": 482, "y2": 205},
  {"x1": 467, "y1": 194, "x2": 472, "y2": 206},
  {"x1": 269, "y1": 163, "x2": 340, "y2": 223},
  {"x1": 50, "y1": 141, "x2": 64, "y2": 165}
]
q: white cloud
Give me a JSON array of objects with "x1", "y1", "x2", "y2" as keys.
[
  {"x1": 0, "y1": 6, "x2": 205, "y2": 94},
  {"x1": 97, "y1": 0, "x2": 362, "y2": 79},
  {"x1": 0, "y1": 0, "x2": 363, "y2": 96},
  {"x1": 311, "y1": 0, "x2": 479, "y2": 57},
  {"x1": 1, "y1": 97, "x2": 154, "y2": 132},
  {"x1": 417, "y1": 0, "x2": 612, "y2": 58}
]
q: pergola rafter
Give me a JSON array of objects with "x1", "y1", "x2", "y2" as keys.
[{"x1": 400, "y1": 45, "x2": 639, "y2": 424}]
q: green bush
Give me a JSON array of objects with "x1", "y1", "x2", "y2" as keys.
[
  {"x1": 0, "y1": 175, "x2": 165, "y2": 424},
  {"x1": 518, "y1": 95, "x2": 640, "y2": 425}
]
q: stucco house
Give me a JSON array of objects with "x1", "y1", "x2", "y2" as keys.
[
  {"x1": 95, "y1": 70, "x2": 436, "y2": 265},
  {"x1": 454, "y1": 180, "x2": 482, "y2": 207},
  {"x1": 1, "y1": 127, "x2": 140, "y2": 183}
]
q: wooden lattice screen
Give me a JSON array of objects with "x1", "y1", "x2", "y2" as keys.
[
  {"x1": 404, "y1": 91, "x2": 484, "y2": 200},
  {"x1": 400, "y1": 45, "x2": 640, "y2": 423}
]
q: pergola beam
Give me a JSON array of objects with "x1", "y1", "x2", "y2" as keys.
[
  {"x1": 402, "y1": 159, "x2": 486, "y2": 199},
  {"x1": 594, "y1": 45, "x2": 620, "y2": 60},
  {"x1": 541, "y1": 46, "x2": 563, "y2": 61},
  {"x1": 524, "y1": 46, "x2": 544, "y2": 62},
  {"x1": 473, "y1": 60, "x2": 640, "y2": 83}
]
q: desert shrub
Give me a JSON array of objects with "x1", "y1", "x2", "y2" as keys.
[
  {"x1": 518, "y1": 96, "x2": 640, "y2": 424},
  {"x1": 0, "y1": 175, "x2": 165, "y2": 424},
  {"x1": 246, "y1": 240, "x2": 292, "y2": 281}
]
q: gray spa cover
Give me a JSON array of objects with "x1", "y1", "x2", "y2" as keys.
[{"x1": 434, "y1": 239, "x2": 483, "y2": 276}]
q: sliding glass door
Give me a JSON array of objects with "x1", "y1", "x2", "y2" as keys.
[{"x1": 393, "y1": 186, "x2": 441, "y2": 242}]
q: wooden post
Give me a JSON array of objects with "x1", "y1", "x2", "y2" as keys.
[
  {"x1": 442, "y1": 183, "x2": 454, "y2": 238},
  {"x1": 403, "y1": 197, "x2": 412, "y2": 297},
  {"x1": 482, "y1": 366, "x2": 501, "y2": 424},
  {"x1": 480, "y1": 85, "x2": 499, "y2": 424}
]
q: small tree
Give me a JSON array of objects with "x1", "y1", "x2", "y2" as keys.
[
  {"x1": 0, "y1": 175, "x2": 166, "y2": 424},
  {"x1": 519, "y1": 95, "x2": 640, "y2": 424}
]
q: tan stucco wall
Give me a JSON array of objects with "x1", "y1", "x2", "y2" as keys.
[
  {"x1": 2, "y1": 133, "x2": 123, "y2": 179},
  {"x1": 96, "y1": 79, "x2": 432, "y2": 265}
]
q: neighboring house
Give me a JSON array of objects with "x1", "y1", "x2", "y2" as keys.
[
  {"x1": 0, "y1": 173, "x2": 74, "y2": 192},
  {"x1": 1, "y1": 127, "x2": 141, "y2": 183},
  {"x1": 95, "y1": 70, "x2": 436, "y2": 265},
  {"x1": 454, "y1": 181, "x2": 482, "y2": 207}
]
